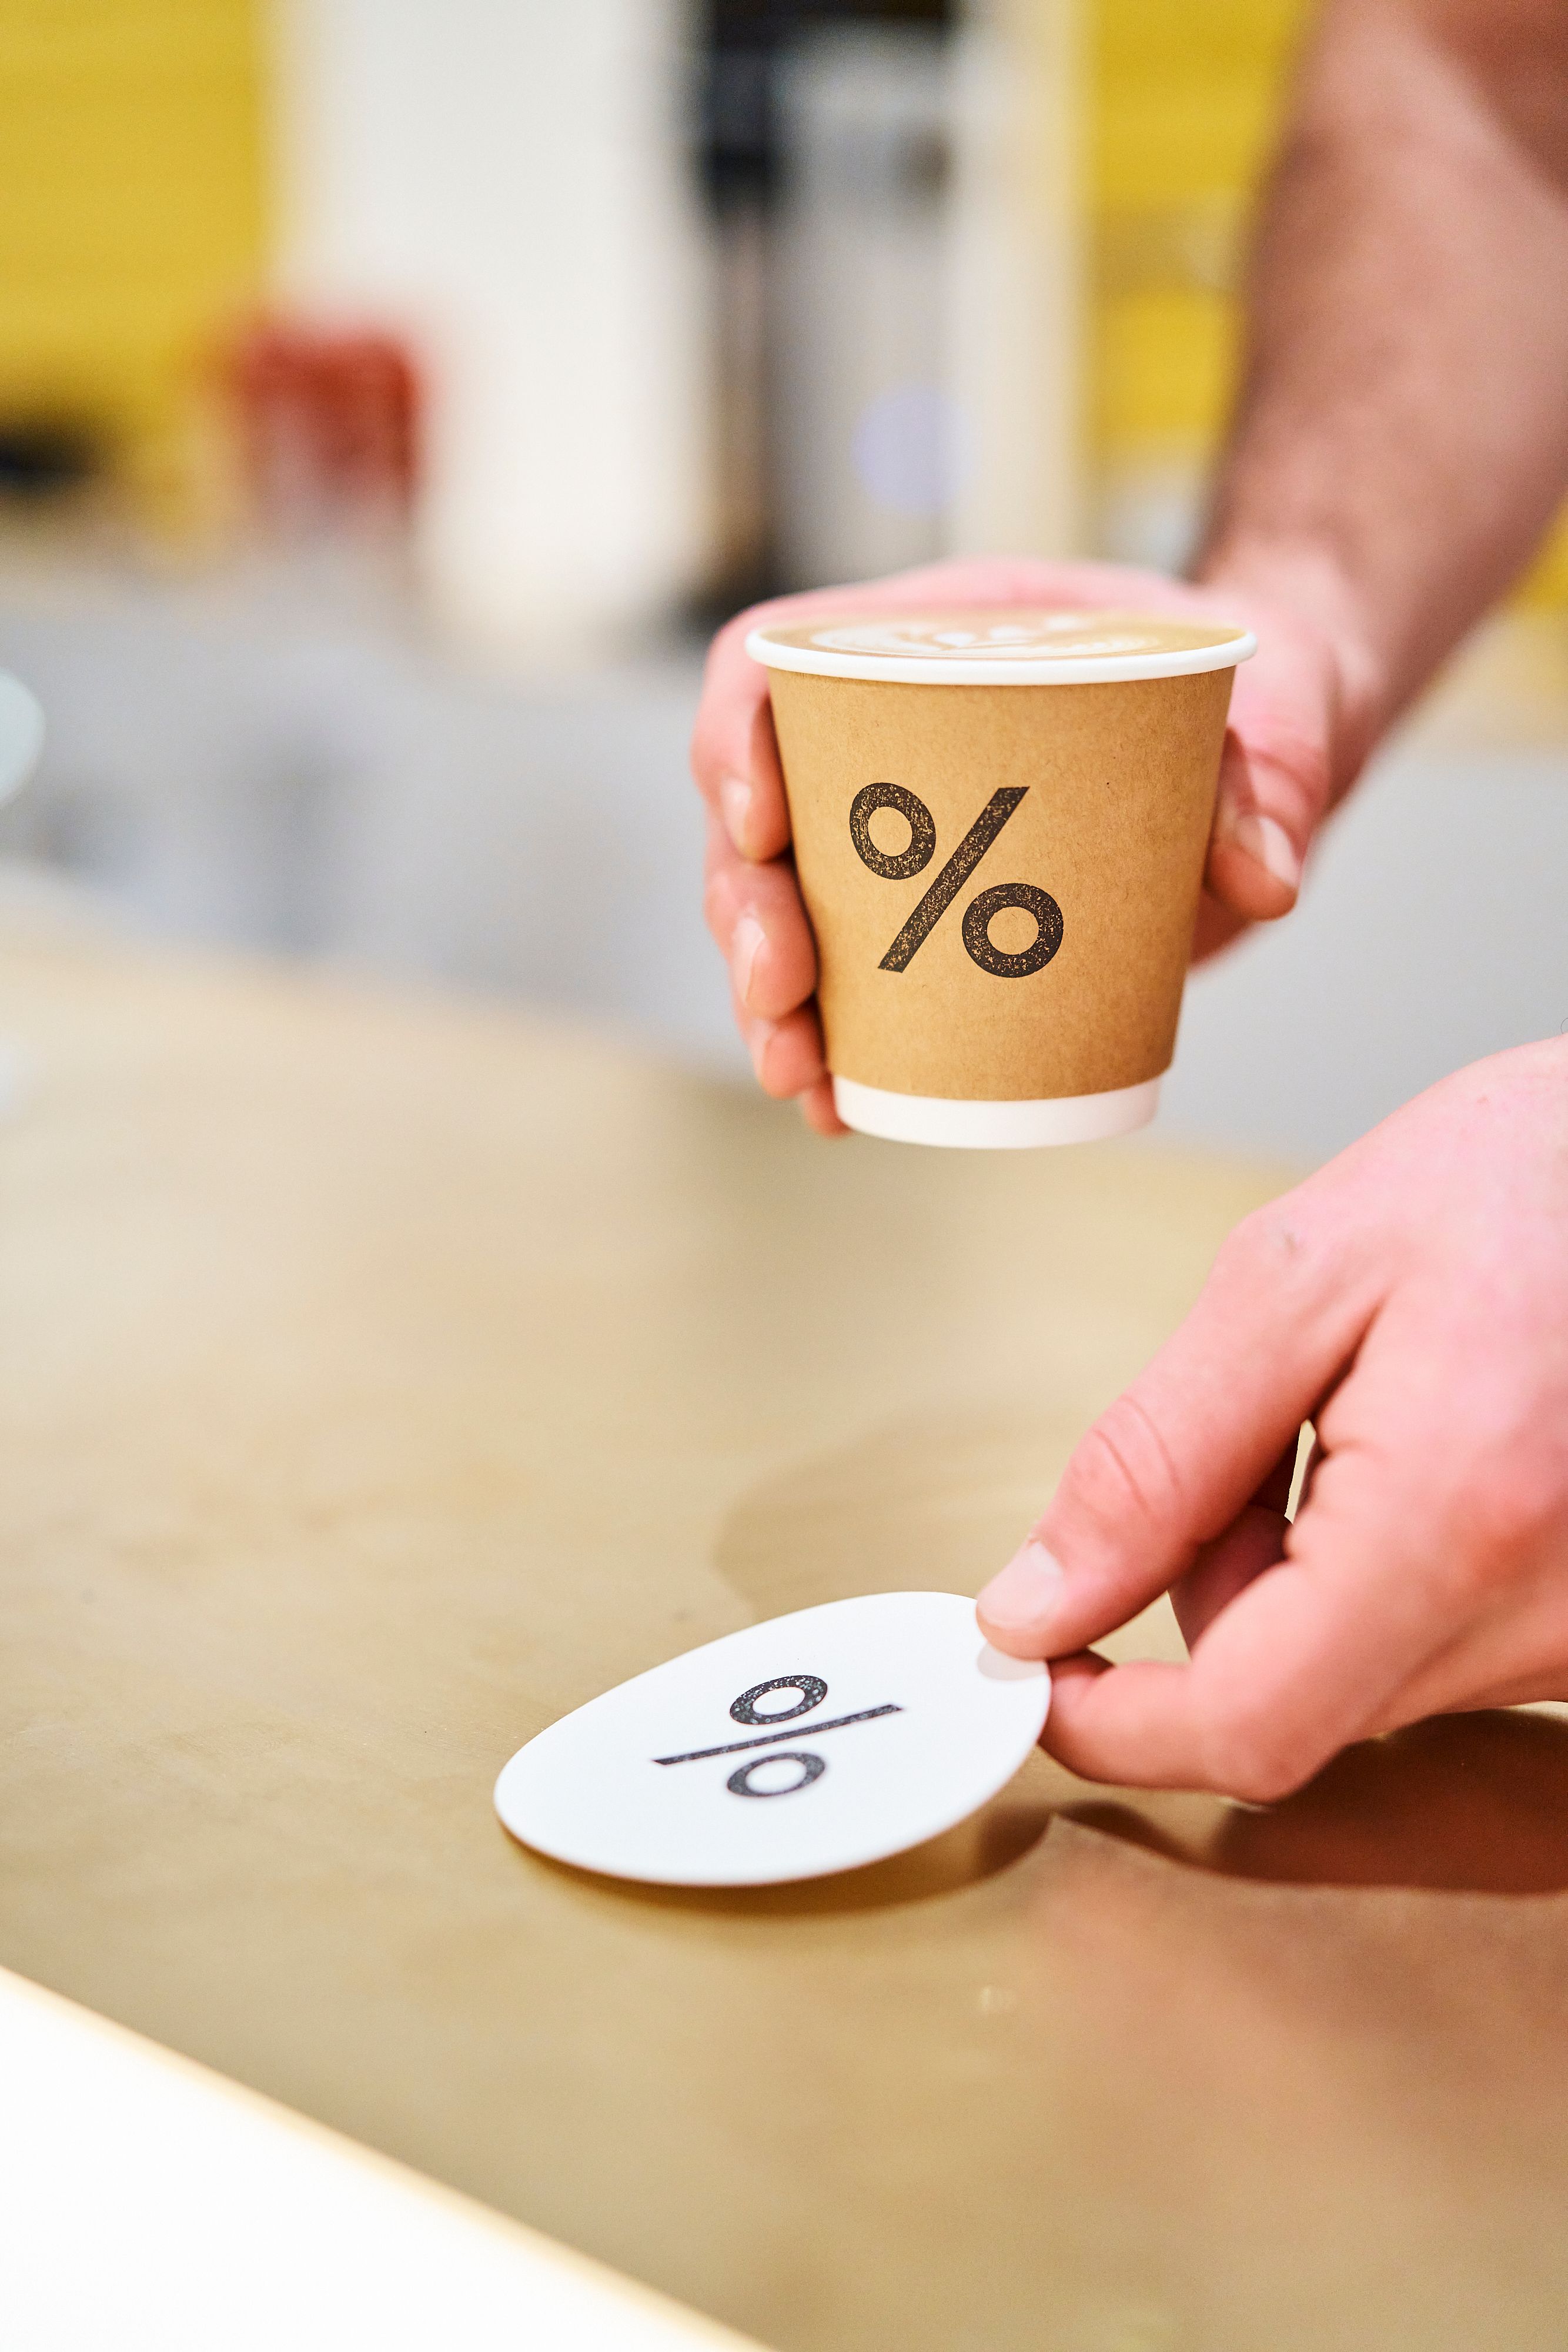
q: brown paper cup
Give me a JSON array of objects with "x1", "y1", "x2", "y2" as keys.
[{"x1": 747, "y1": 610, "x2": 1255, "y2": 1148}]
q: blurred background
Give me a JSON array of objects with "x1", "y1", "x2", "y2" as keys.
[{"x1": 1, "y1": 0, "x2": 1566, "y2": 1165}]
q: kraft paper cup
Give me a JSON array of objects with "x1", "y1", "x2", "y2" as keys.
[{"x1": 746, "y1": 609, "x2": 1256, "y2": 1149}]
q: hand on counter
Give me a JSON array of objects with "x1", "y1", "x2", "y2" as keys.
[
  {"x1": 978, "y1": 1041, "x2": 1568, "y2": 1799},
  {"x1": 690, "y1": 557, "x2": 1363, "y2": 1132}
]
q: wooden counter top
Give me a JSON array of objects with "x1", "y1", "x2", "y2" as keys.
[{"x1": 5, "y1": 913, "x2": 1568, "y2": 2350}]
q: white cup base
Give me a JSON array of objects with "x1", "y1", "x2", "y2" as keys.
[{"x1": 832, "y1": 1074, "x2": 1162, "y2": 1150}]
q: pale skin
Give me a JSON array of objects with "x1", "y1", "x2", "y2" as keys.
[{"x1": 690, "y1": 0, "x2": 1568, "y2": 1796}]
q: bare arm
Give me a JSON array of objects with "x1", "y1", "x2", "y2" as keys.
[
  {"x1": 973, "y1": 0, "x2": 1568, "y2": 1796},
  {"x1": 689, "y1": 0, "x2": 1568, "y2": 1130},
  {"x1": 1200, "y1": 0, "x2": 1568, "y2": 744}
]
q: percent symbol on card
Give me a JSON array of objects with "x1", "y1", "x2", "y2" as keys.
[
  {"x1": 653, "y1": 1675, "x2": 902, "y2": 1800},
  {"x1": 850, "y1": 783, "x2": 1064, "y2": 978}
]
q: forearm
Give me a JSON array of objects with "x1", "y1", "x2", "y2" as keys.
[{"x1": 1196, "y1": 0, "x2": 1568, "y2": 759}]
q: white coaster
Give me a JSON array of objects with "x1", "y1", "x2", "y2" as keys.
[{"x1": 494, "y1": 1592, "x2": 1050, "y2": 1887}]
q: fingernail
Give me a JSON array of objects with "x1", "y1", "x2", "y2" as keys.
[
  {"x1": 730, "y1": 913, "x2": 766, "y2": 1009},
  {"x1": 977, "y1": 1539, "x2": 1065, "y2": 1633},
  {"x1": 747, "y1": 1016, "x2": 778, "y2": 1086},
  {"x1": 720, "y1": 775, "x2": 753, "y2": 854},
  {"x1": 1225, "y1": 808, "x2": 1301, "y2": 893}
]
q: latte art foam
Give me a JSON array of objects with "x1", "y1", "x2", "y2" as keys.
[{"x1": 797, "y1": 610, "x2": 1248, "y2": 663}]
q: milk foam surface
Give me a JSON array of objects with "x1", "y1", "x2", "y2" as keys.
[
  {"x1": 764, "y1": 609, "x2": 1249, "y2": 663},
  {"x1": 747, "y1": 609, "x2": 1255, "y2": 687}
]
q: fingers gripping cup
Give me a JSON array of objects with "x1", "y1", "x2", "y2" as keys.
[{"x1": 747, "y1": 610, "x2": 1255, "y2": 1148}]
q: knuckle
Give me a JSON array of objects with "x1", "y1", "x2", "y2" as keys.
[
  {"x1": 1064, "y1": 1393, "x2": 1184, "y2": 1537},
  {"x1": 744, "y1": 860, "x2": 795, "y2": 921},
  {"x1": 1213, "y1": 1198, "x2": 1314, "y2": 1285},
  {"x1": 1207, "y1": 1192, "x2": 1362, "y2": 1335},
  {"x1": 1442, "y1": 1453, "x2": 1563, "y2": 1578},
  {"x1": 1409, "y1": 1378, "x2": 1568, "y2": 1585},
  {"x1": 1201, "y1": 1708, "x2": 1319, "y2": 1805},
  {"x1": 702, "y1": 871, "x2": 735, "y2": 944},
  {"x1": 754, "y1": 1013, "x2": 811, "y2": 1097}
]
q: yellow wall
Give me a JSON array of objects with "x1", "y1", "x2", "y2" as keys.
[
  {"x1": 0, "y1": 0, "x2": 266, "y2": 522},
  {"x1": 1087, "y1": 0, "x2": 1307, "y2": 466}
]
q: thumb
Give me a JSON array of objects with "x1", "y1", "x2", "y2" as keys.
[
  {"x1": 1197, "y1": 576, "x2": 1385, "y2": 932},
  {"x1": 1203, "y1": 626, "x2": 1335, "y2": 924},
  {"x1": 1207, "y1": 729, "x2": 1310, "y2": 920},
  {"x1": 976, "y1": 1202, "x2": 1378, "y2": 1659}
]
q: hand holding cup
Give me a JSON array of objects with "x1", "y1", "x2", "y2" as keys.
[{"x1": 693, "y1": 557, "x2": 1359, "y2": 1134}]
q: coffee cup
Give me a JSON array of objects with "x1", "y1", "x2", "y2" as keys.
[{"x1": 746, "y1": 609, "x2": 1255, "y2": 1147}]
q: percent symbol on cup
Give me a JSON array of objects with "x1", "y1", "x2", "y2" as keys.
[
  {"x1": 653, "y1": 1674, "x2": 902, "y2": 1800},
  {"x1": 850, "y1": 783, "x2": 1064, "y2": 978}
]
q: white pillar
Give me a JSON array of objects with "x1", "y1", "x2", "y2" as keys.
[
  {"x1": 947, "y1": 0, "x2": 1084, "y2": 562},
  {"x1": 271, "y1": 0, "x2": 713, "y2": 656}
]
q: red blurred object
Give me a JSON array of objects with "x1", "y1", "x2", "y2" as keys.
[{"x1": 226, "y1": 322, "x2": 422, "y2": 529}]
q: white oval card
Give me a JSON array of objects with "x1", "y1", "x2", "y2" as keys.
[{"x1": 493, "y1": 1591, "x2": 1050, "y2": 1887}]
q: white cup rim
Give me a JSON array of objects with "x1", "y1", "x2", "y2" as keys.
[{"x1": 746, "y1": 612, "x2": 1256, "y2": 687}]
